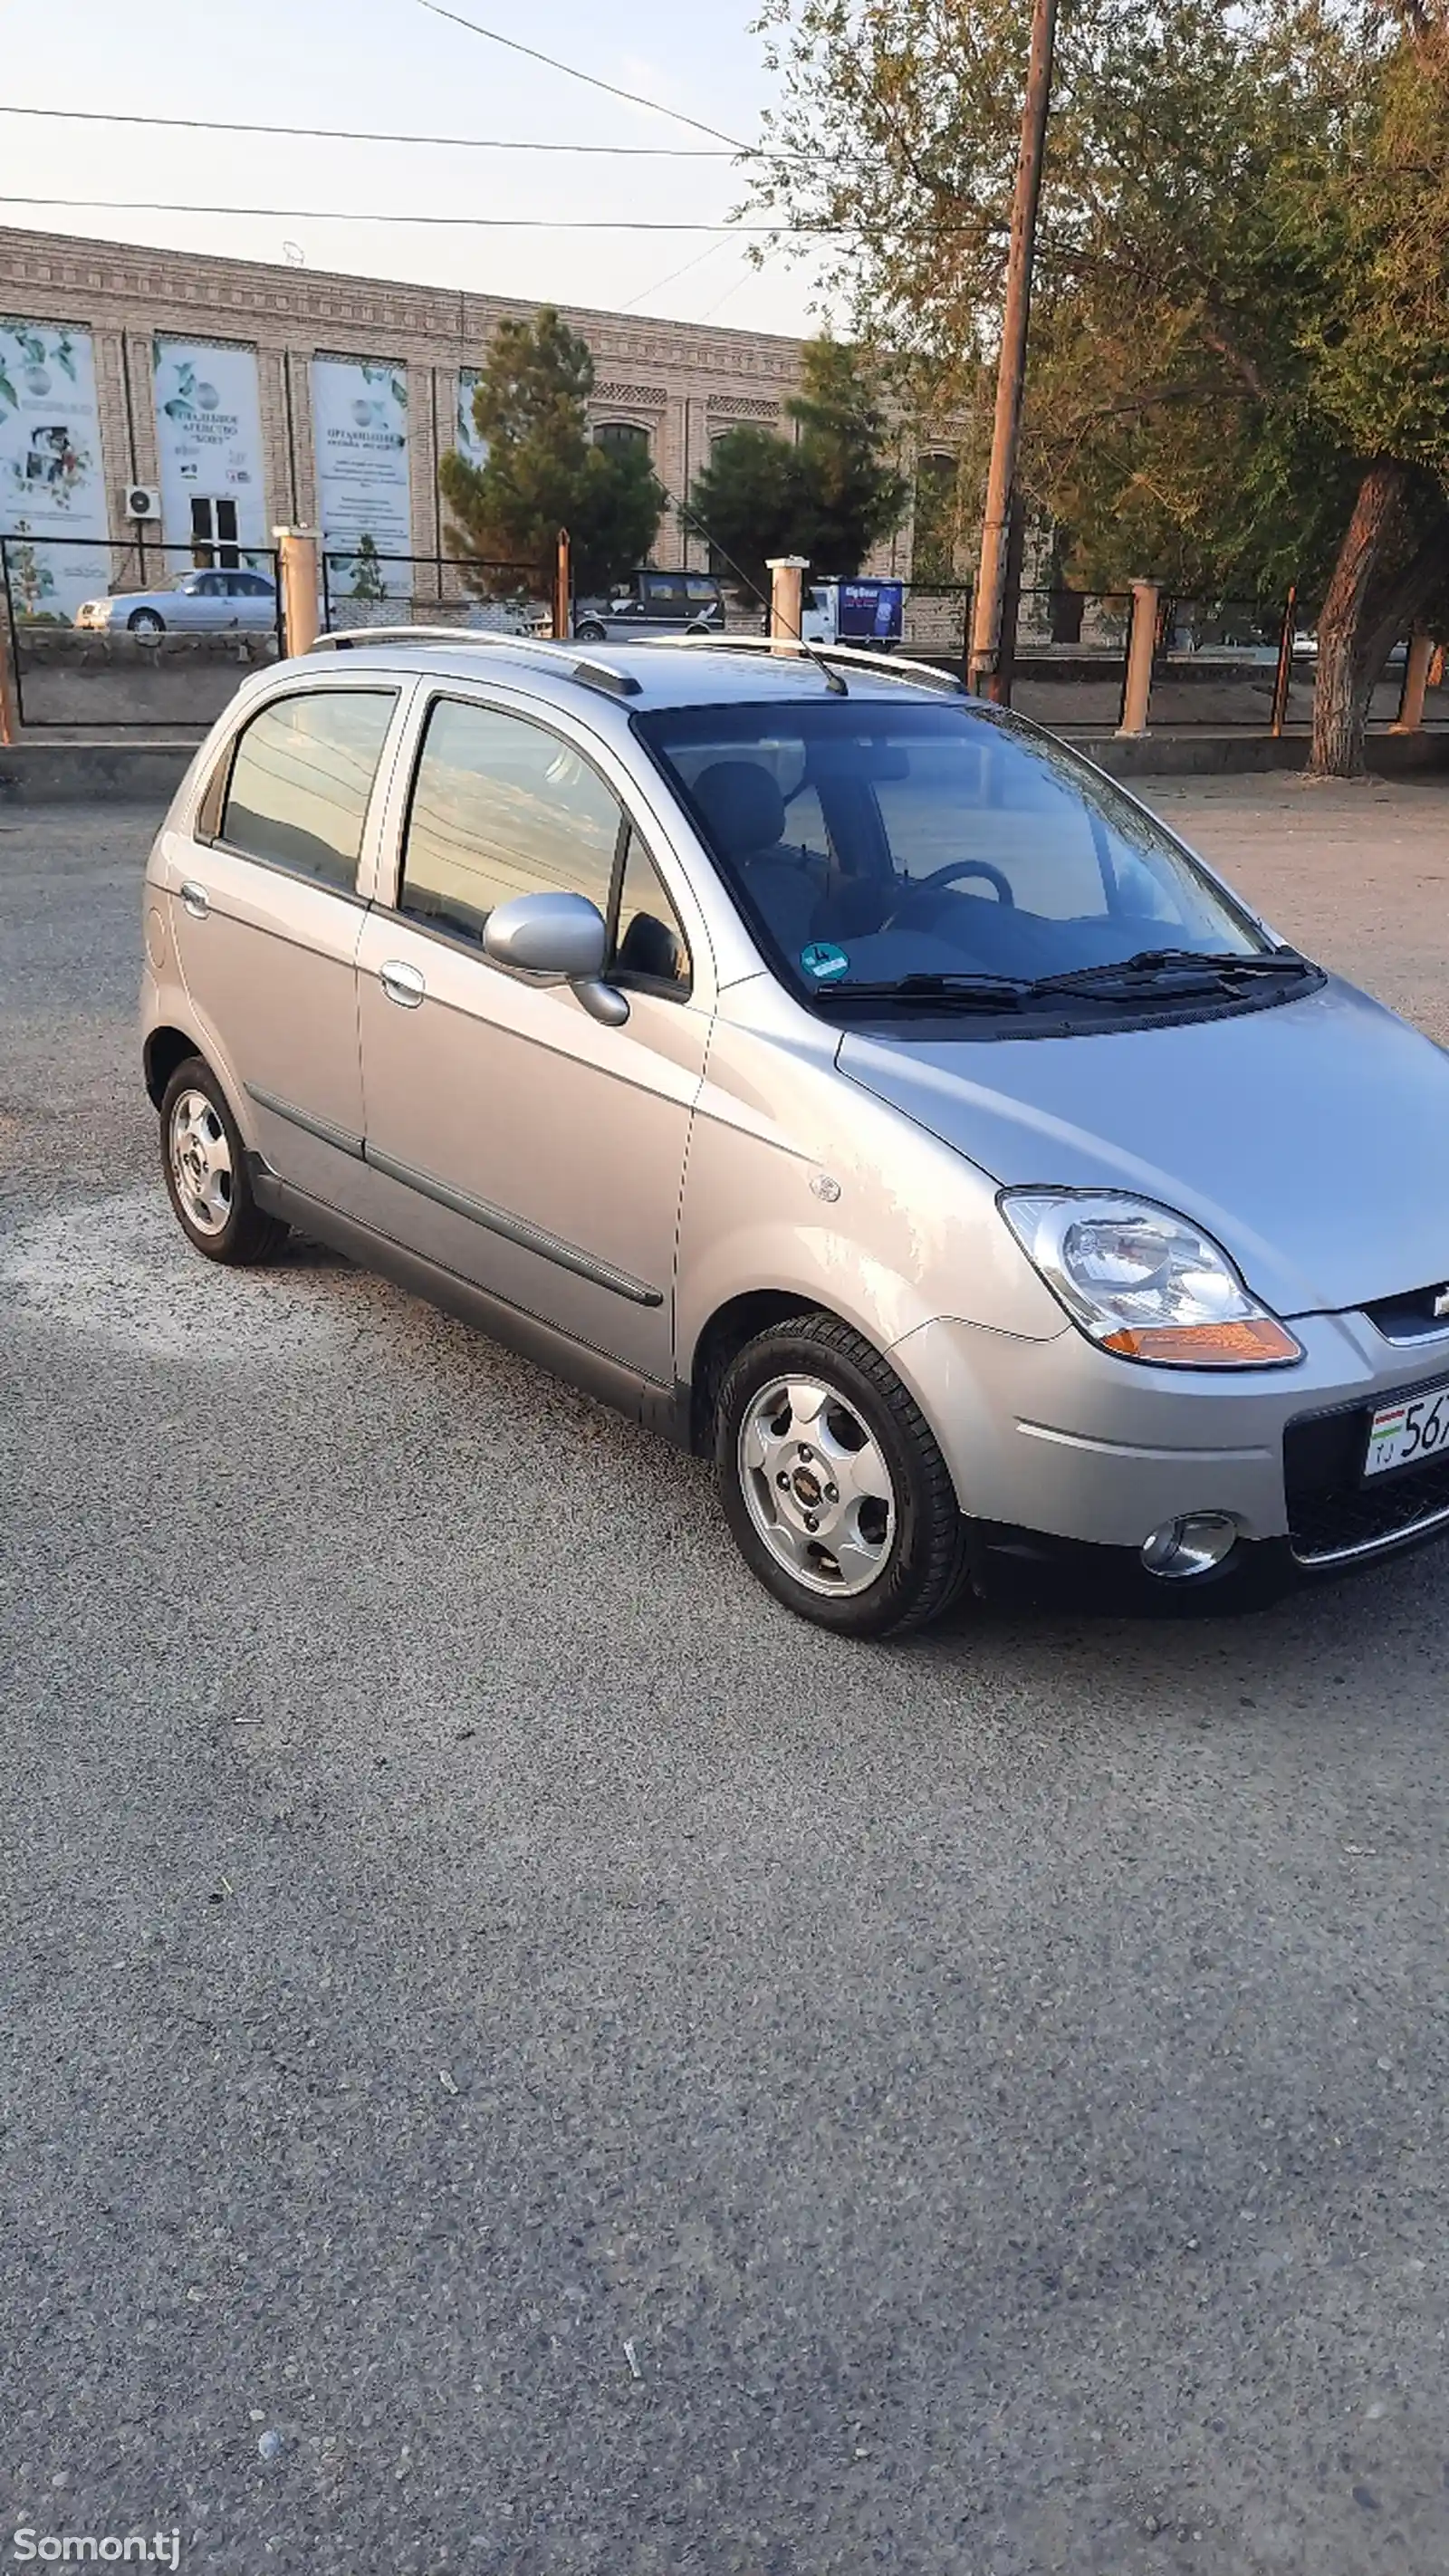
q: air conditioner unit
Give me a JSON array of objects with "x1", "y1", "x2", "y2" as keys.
[{"x1": 123, "y1": 485, "x2": 161, "y2": 522}]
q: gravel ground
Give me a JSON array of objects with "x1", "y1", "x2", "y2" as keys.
[{"x1": 3, "y1": 780, "x2": 1449, "y2": 2576}]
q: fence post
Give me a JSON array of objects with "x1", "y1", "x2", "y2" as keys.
[
  {"x1": 959, "y1": 581, "x2": 974, "y2": 685},
  {"x1": 0, "y1": 539, "x2": 19, "y2": 744},
  {"x1": 991, "y1": 492, "x2": 1028, "y2": 707},
  {"x1": 1270, "y1": 583, "x2": 1297, "y2": 736},
  {"x1": 1117, "y1": 581, "x2": 1160, "y2": 735},
  {"x1": 766, "y1": 554, "x2": 810, "y2": 651},
  {"x1": 273, "y1": 526, "x2": 320, "y2": 655},
  {"x1": 1392, "y1": 630, "x2": 1435, "y2": 735},
  {"x1": 552, "y1": 528, "x2": 571, "y2": 641}
]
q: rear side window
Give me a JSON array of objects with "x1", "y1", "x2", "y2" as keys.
[
  {"x1": 222, "y1": 689, "x2": 397, "y2": 891},
  {"x1": 399, "y1": 696, "x2": 622, "y2": 944}
]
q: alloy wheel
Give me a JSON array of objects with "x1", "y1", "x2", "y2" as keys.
[
  {"x1": 737, "y1": 1374, "x2": 897, "y2": 1597},
  {"x1": 168, "y1": 1088, "x2": 234, "y2": 1235}
]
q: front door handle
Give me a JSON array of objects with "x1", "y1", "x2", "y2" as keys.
[
  {"x1": 179, "y1": 879, "x2": 210, "y2": 919},
  {"x1": 379, "y1": 959, "x2": 426, "y2": 1009}
]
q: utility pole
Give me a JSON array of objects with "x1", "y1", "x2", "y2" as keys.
[{"x1": 967, "y1": 0, "x2": 1059, "y2": 699}]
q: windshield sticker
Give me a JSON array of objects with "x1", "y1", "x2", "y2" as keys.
[{"x1": 801, "y1": 942, "x2": 850, "y2": 982}]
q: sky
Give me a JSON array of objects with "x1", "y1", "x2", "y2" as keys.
[{"x1": 0, "y1": 0, "x2": 832, "y2": 341}]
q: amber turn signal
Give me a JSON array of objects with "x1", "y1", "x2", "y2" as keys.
[{"x1": 1100, "y1": 1317, "x2": 1301, "y2": 1366}]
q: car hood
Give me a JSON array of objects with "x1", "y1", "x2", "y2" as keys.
[{"x1": 838, "y1": 976, "x2": 1449, "y2": 1316}]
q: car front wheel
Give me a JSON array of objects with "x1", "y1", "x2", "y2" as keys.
[
  {"x1": 715, "y1": 1312, "x2": 972, "y2": 1637},
  {"x1": 128, "y1": 607, "x2": 165, "y2": 635},
  {"x1": 159, "y1": 1056, "x2": 289, "y2": 1264},
  {"x1": 573, "y1": 619, "x2": 607, "y2": 642}
]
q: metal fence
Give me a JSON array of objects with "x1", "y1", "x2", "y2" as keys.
[
  {"x1": 320, "y1": 547, "x2": 549, "y2": 639},
  {"x1": 1, "y1": 531, "x2": 284, "y2": 731},
  {"x1": 900, "y1": 582, "x2": 974, "y2": 657}
]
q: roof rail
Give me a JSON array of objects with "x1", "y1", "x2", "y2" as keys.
[
  {"x1": 307, "y1": 625, "x2": 641, "y2": 698},
  {"x1": 670, "y1": 631, "x2": 967, "y2": 696}
]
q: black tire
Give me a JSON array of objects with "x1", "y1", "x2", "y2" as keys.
[
  {"x1": 128, "y1": 607, "x2": 165, "y2": 635},
  {"x1": 715, "y1": 1311, "x2": 972, "y2": 1639},
  {"x1": 573, "y1": 619, "x2": 607, "y2": 643},
  {"x1": 158, "y1": 1054, "x2": 290, "y2": 1265}
]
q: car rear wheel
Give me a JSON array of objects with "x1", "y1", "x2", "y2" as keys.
[
  {"x1": 128, "y1": 607, "x2": 165, "y2": 635},
  {"x1": 159, "y1": 1056, "x2": 289, "y2": 1265},
  {"x1": 715, "y1": 1312, "x2": 972, "y2": 1637}
]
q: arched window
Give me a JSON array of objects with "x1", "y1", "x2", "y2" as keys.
[
  {"x1": 912, "y1": 452, "x2": 960, "y2": 582},
  {"x1": 593, "y1": 419, "x2": 650, "y2": 459}
]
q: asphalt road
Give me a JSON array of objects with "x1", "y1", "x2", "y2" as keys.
[{"x1": 4, "y1": 783, "x2": 1449, "y2": 2576}]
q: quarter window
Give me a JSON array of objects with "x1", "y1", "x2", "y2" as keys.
[
  {"x1": 614, "y1": 831, "x2": 691, "y2": 992},
  {"x1": 399, "y1": 697, "x2": 623, "y2": 945},
  {"x1": 221, "y1": 689, "x2": 398, "y2": 892}
]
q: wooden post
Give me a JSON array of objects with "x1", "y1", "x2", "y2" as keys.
[
  {"x1": 767, "y1": 554, "x2": 810, "y2": 651},
  {"x1": 553, "y1": 527, "x2": 571, "y2": 641},
  {"x1": 967, "y1": 0, "x2": 1059, "y2": 695},
  {"x1": 1392, "y1": 630, "x2": 1435, "y2": 735},
  {"x1": 1270, "y1": 583, "x2": 1297, "y2": 737},
  {"x1": 1117, "y1": 582, "x2": 1160, "y2": 736},
  {"x1": 273, "y1": 526, "x2": 320, "y2": 655}
]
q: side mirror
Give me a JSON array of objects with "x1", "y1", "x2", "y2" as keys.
[{"x1": 483, "y1": 891, "x2": 629, "y2": 1027}]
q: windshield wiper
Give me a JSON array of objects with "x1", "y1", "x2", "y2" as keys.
[
  {"x1": 809, "y1": 951, "x2": 1317, "y2": 1015},
  {"x1": 1033, "y1": 947, "x2": 1314, "y2": 994},
  {"x1": 810, "y1": 971, "x2": 1035, "y2": 1012}
]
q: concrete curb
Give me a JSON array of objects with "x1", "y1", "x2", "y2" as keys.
[
  {"x1": 2, "y1": 726, "x2": 1446, "y2": 804},
  {"x1": 1078, "y1": 730, "x2": 1449, "y2": 779},
  {"x1": 0, "y1": 741, "x2": 198, "y2": 803}
]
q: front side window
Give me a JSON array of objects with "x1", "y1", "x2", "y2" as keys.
[
  {"x1": 399, "y1": 697, "x2": 622, "y2": 945},
  {"x1": 222, "y1": 688, "x2": 397, "y2": 891},
  {"x1": 635, "y1": 697, "x2": 1286, "y2": 1030}
]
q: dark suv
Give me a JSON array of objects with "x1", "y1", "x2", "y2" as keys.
[{"x1": 573, "y1": 569, "x2": 725, "y2": 643}]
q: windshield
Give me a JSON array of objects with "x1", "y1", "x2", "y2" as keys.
[{"x1": 634, "y1": 698, "x2": 1268, "y2": 1003}]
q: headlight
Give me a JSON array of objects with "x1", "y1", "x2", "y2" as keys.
[{"x1": 999, "y1": 1190, "x2": 1301, "y2": 1366}]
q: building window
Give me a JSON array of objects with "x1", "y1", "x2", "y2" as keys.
[
  {"x1": 912, "y1": 453, "x2": 960, "y2": 583},
  {"x1": 593, "y1": 419, "x2": 650, "y2": 459}
]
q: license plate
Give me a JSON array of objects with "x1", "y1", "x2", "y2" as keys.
[{"x1": 1365, "y1": 1379, "x2": 1449, "y2": 1477}]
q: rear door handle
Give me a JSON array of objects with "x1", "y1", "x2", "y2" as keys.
[
  {"x1": 379, "y1": 959, "x2": 426, "y2": 1009},
  {"x1": 179, "y1": 879, "x2": 210, "y2": 919}
]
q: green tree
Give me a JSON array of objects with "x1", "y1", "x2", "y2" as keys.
[
  {"x1": 440, "y1": 307, "x2": 662, "y2": 596},
  {"x1": 686, "y1": 424, "x2": 805, "y2": 597},
  {"x1": 686, "y1": 337, "x2": 908, "y2": 598},
  {"x1": 750, "y1": 0, "x2": 1449, "y2": 775},
  {"x1": 789, "y1": 336, "x2": 910, "y2": 572}
]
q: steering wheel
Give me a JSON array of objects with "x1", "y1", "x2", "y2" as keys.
[{"x1": 879, "y1": 858, "x2": 1015, "y2": 929}]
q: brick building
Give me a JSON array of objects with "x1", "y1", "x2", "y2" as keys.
[{"x1": 0, "y1": 226, "x2": 956, "y2": 598}]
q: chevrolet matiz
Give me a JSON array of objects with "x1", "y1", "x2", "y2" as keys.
[{"x1": 141, "y1": 630, "x2": 1449, "y2": 1636}]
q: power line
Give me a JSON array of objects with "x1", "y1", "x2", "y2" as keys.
[
  {"x1": 0, "y1": 196, "x2": 854, "y2": 235},
  {"x1": 0, "y1": 103, "x2": 748, "y2": 159},
  {"x1": 414, "y1": 0, "x2": 749, "y2": 151},
  {"x1": 622, "y1": 238, "x2": 734, "y2": 313}
]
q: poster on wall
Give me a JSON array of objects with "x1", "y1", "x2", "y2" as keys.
[
  {"x1": 312, "y1": 356, "x2": 410, "y2": 603},
  {"x1": 455, "y1": 369, "x2": 489, "y2": 473},
  {"x1": 0, "y1": 319, "x2": 110, "y2": 623},
  {"x1": 153, "y1": 338, "x2": 268, "y2": 563}
]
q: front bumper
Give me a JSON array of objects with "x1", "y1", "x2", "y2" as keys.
[{"x1": 888, "y1": 1308, "x2": 1449, "y2": 1572}]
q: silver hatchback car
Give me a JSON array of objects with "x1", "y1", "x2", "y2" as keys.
[{"x1": 142, "y1": 631, "x2": 1449, "y2": 1636}]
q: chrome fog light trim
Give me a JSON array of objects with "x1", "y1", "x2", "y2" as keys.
[{"x1": 1140, "y1": 1512, "x2": 1240, "y2": 1579}]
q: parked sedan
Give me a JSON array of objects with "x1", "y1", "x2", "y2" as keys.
[{"x1": 75, "y1": 568, "x2": 278, "y2": 635}]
